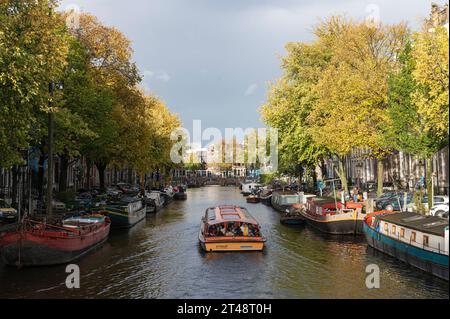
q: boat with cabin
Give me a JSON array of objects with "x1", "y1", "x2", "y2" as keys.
[
  {"x1": 174, "y1": 185, "x2": 188, "y2": 200},
  {"x1": 198, "y1": 205, "x2": 266, "y2": 252},
  {"x1": 301, "y1": 197, "x2": 365, "y2": 235},
  {"x1": 0, "y1": 215, "x2": 111, "y2": 267},
  {"x1": 271, "y1": 191, "x2": 301, "y2": 213},
  {"x1": 364, "y1": 211, "x2": 449, "y2": 281},
  {"x1": 145, "y1": 191, "x2": 165, "y2": 214},
  {"x1": 241, "y1": 182, "x2": 262, "y2": 197},
  {"x1": 260, "y1": 190, "x2": 273, "y2": 206},
  {"x1": 102, "y1": 197, "x2": 146, "y2": 229}
]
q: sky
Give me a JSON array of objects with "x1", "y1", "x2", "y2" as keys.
[{"x1": 59, "y1": 0, "x2": 439, "y2": 133}]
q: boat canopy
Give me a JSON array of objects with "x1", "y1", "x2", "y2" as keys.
[{"x1": 205, "y1": 206, "x2": 260, "y2": 226}]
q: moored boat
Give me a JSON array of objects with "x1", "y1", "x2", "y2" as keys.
[
  {"x1": 364, "y1": 211, "x2": 449, "y2": 281},
  {"x1": 246, "y1": 194, "x2": 260, "y2": 204},
  {"x1": 241, "y1": 183, "x2": 261, "y2": 196},
  {"x1": 102, "y1": 197, "x2": 146, "y2": 229},
  {"x1": 174, "y1": 185, "x2": 188, "y2": 200},
  {"x1": 280, "y1": 204, "x2": 306, "y2": 226},
  {"x1": 145, "y1": 191, "x2": 164, "y2": 214},
  {"x1": 260, "y1": 190, "x2": 273, "y2": 206},
  {"x1": 0, "y1": 215, "x2": 110, "y2": 267},
  {"x1": 198, "y1": 205, "x2": 266, "y2": 252},
  {"x1": 301, "y1": 197, "x2": 365, "y2": 235},
  {"x1": 271, "y1": 191, "x2": 301, "y2": 213}
]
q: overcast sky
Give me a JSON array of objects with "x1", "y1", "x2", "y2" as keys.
[{"x1": 59, "y1": 0, "x2": 439, "y2": 133}]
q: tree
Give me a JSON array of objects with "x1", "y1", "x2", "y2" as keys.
[
  {"x1": 387, "y1": 30, "x2": 449, "y2": 212},
  {"x1": 0, "y1": 0, "x2": 68, "y2": 168},
  {"x1": 308, "y1": 19, "x2": 408, "y2": 196}
]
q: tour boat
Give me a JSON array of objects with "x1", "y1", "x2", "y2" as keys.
[
  {"x1": 300, "y1": 197, "x2": 366, "y2": 235},
  {"x1": 364, "y1": 211, "x2": 449, "y2": 281},
  {"x1": 102, "y1": 197, "x2": 146, "y2": 229},
  {"x1": 198, "y1": 205, "x2": 266, "y2": 252},
  {"x1": 0, "y1": 215, "x2": 111, "y2": 267},
  {"x1": 280, "y1": 204, "x2": 306, "y2": 226}
]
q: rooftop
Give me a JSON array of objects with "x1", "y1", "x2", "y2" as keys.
[{"x1": 379, "y1": 212, "x2": 449, "y2": 237}]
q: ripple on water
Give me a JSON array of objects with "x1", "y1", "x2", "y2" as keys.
[{"x1": 0, "y1": 187, "x2": 448, "y2": 299}]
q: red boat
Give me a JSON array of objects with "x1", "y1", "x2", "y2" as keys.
[{"x1": 0, "y1": 215, "x2": 111, "y2": 267}]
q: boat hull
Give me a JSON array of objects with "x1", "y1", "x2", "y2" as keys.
[
  {"x1": 199, "y1": 235, "x2": 265, "y2": 252},
  {"x1": 0, "y1": 222, "x2": 110, "y2": 267},
  {"x1": 301, "y1": 211, "x2": 364, "y2": 235},
  {"x1": 260, "y1": 196, "x2": 272, "y2": 207},
  {"x1": 105, "y1": 207, "x2": 146, "y2": 229},
  {"x1": 364, "y1": 223, "x2": 449, "y2": 281},
  {"x1": 280, "y1": 217, "x2": 305, "y2": 226},
  {"x1": 174, "y1": 192, "x2": 187, "y2": 200}
]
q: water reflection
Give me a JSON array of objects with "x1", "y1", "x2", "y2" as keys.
[{"x1": 0, "y1": 186, "x2": 448, "y2": 299}]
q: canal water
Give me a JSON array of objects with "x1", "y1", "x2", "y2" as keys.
[{"x1": 0, "y1": 186, "x2": 448, "y2": 299}]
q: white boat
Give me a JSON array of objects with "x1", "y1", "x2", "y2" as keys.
[{"x1": 241, "y1": 183, "x2": 262, "y2": 196}]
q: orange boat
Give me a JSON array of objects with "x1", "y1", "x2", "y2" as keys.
[{"x1": 199, "y1": 205, "x2": 266, "y2": 252}]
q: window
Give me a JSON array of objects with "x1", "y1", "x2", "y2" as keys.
[
  {"x1": 411, "y1": 232, "x2": 417, "y2": 242},
  {"x1": 400, "y1": 228, "x2": 405, "y2": 238},
  {"x1": 423, "y1": 235, "x2": 429, "y2": 247},
  {"x1": 384, "y1": 223, "x2": 389, "y2": 232},
  {"x1": 392, "y1": 225, "x2": 396, "y2": 235}
]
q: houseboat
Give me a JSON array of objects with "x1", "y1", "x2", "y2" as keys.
[
  {"x1": 198, "y1": 205, "x2": 266, "y2": 252},
  {"x1": 301, "y1": 197, "x2": 365, "y2": 235},
  {"x1": 162, "y1": 186, "x2": 175, "y2": 206},
  {"x1": 102, "y1": 197, "x2": 146, "y2": 229},
  {"x1": 0, "y1": 215, "x2": 111, "y2": 267},
  {"x1": 271, "y1": 191, "x2": 301, "y2": 213},
  {"x1": 364, "y1": 211, "x2": 449, "y2": 281},
  {"x1": 145, "y1": 191, "x2": 165, "y2": 214},
  {"x1": 241, "y1": 183, "x2": 262, "y2": 196}
]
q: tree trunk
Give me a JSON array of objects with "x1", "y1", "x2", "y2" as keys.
[
  {"x1": 140, "y1": 174, "x2": 145, "y2": 196},
  {"x1": 11, "y1": 166, "x2": 19, "y2": 209},
  {"x1": 96, "y1": 162, "x2": 107, "y2": 190},
  {"x1": 85, "y1": 159, "x2": 92, "y2": 190},
  {"x1": 338, "y1": 157, "x2": 348, "y2": 195},
  {"x1": 426, "y1": 156, "x2": 433, "y2": 215},
  {"x1": 37, "y1": 154, "x2": 45, "y2": 199},
  {"x1": 377, "y1": 159, "x2": 384, "y2": 198},
  {"x1": 59, "y1": 155, "x2": 69, "y2": 193}
]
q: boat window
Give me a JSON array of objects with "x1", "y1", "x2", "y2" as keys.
[
  {"x1": 207, "y1": 209, "x2": 216, "y2": 221},
  {"x1": 423, "y1": 235, "x2": 429, "y2": 247},
  {"x1": 411, "y1": 232, "x2": 417, "y2": 242},
  {"x1": 222, "y1": 214, "x2": 240, "y2": 220},
  {"x1": 400, "y1": 228, "x2": 405, "y2": 238},
  {"x1": 392, "y1": 225, "x2": 396, "y2": 235},
  {"x1": 384, "y1": 223, "x2": 389, "y2": 232}
]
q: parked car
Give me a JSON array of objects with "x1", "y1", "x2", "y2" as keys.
[
  {"x1": 406, "y1": 195, "x2": 449, "y2": 212},
  {"x1": 0, "y1": 199, "x2": 18, "y2": 224},
  {"x1": 376, "y1": 192, "x2": 413, "y2": 211},
  {"x1": 430, "y1": 202, "x2": 449, "y2": 218}
]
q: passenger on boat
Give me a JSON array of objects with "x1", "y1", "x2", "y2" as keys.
[{"x1": 240, "y1": 223, "x2": 249, "y2": 236}]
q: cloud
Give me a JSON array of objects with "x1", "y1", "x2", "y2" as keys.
[
  {"x1": 143, "y1": 70, "x2": 155, "y2": 79},
  {"x1": 244, "y1": 83, "x2": 258, "y2": 96},
  {"x1": 157, "y1": 72, "x2": 171, "y2": 83}
]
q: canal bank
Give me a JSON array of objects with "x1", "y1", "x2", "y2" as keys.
[{"x1": 0, "y1": 186, "x2": 448, "y2": 299}]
